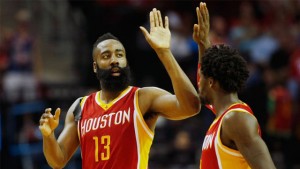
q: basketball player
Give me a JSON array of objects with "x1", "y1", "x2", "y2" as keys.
[
  {"x1": 39, "y1": 8, "x2": 200, "y2": 169},
  {"x1": 193, "y1": 2, "x2": 276, "y2": 169}
]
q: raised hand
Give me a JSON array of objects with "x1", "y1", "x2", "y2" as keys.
[
  {"x1": 193, "y1": 2, "x2": 210, "y2": 51},
  {"x1": 39, "y1": 108, "x2": 61, "y2": 137},
  {"x1": 140, "y1": 8, "x2": 171, "y2": 52}
]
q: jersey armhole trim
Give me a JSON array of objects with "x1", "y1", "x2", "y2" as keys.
[
  {"x1": 134, "y1": 89, "x2": 154, "y2": 138},
  {"x1": 216, "y1": 109, "x2": 254, "y2": 157}
]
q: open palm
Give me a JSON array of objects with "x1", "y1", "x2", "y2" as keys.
[
  {"x1": 140, "y1": 8, "x2": 171, "y2": 50},
  {"x1": 193, "y1": 2, "x2": 210, "y2": 49}
]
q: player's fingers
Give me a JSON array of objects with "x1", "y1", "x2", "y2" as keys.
[
  {"x1": 150, "y1": 11, "x2": 154, "y2": 31},
  {"x1": 41, "y1": 112, "x2": 53, "y2": 118},
  {"x1": 153, "y1": 8, "x2": 159, "y2": 27},
  {"x1": 201, "y1": 3, "x2": 207, "y2": 24},
  {"x1": 204, "y1": 4, "x2": 210, "y2": 30},
  {"x1": 193, "y1": 24, "x2": 199, "y2": 34},
  {"x1": 193, "y1": 24, "x2": 198, "y2": 38},
  {"x1": 164, "y1": 16, "x2": 169, "y2": 30},
  {"x1": 157, "y1": 10, "x2": 163, "y2": 27},
  {"x1": 204, "y1": 3, "x2": 209, "y2": 22},
  {"x1": 45, "y1": 108, "x2": 52, "y2": 114},
  {"x1": 199, "y1": 3, "x2": 205, "y2": 26},
  {"x1": 41, "y1": 112, "x2": 54, "y2": 121},
  {"x1": 39, "y1": 118, "x2": 49, "y2": 126},
  {"x1": 140, "y1": 26, "x2": 150, "y2": 41},
  {"x1": 54, "y1": 108, "x2": 61, "y2": 121},
  {"x1": 196, "y1": 7, "x2": 201, "y2": 25},
  {"x1": 39, "y1": 118, "x2": 44, "y2": 126}
]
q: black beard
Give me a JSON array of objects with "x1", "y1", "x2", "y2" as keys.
[{"x1": 96, "y1": 65, "x2": 131, "y2": 92}]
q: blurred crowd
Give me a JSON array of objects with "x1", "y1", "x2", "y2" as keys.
[{"x1": 1, "y1": 0, "x2": 299, "y2": 169}]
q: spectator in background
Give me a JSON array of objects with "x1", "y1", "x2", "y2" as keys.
[
  {"x1": 0, "y1": 27, "x2": 12, "y2": 102},
  {"x1": 264, "y1": 48, "x2": 298, "y2": 169},
  {"x1": 2, "y1": 9, "x2": 41, "y2": 104},
  {"x1": 228, "y1": 1, "x2": 259, "y2": 54},
  {"x1": 209, "y1": 15, "x2": 228, "y2": 45},
  {"x1": 167, "y1": 9, "x2": 198, "y2": 93},
  {"x1": 168, "y1": 130, "x2": 197, "y2": 169}
]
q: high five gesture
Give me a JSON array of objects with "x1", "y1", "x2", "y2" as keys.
[
  {"x1": 193, "y1": 2, "x2": 211, "y2": 63},
  {"x1": 140, "y1": 8, "x2": 171, "y2": 52}
]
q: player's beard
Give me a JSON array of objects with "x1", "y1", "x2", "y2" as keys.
[{"x1": 96, "y1": 65, "x2": 131, "y2": 92}]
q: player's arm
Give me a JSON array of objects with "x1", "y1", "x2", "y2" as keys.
[
  {"x1": 222, "y1": 112, "x2": 276, "y2": 169},
  {"x1": 139, "y1": 8, "x2": 200, "y2": 120},
  {"x1": 193, "y1": 2, "x2": 211, "y2": 64},
  {"x1": 39, "y1": 99, "x2": 80, "y2": 168},
  {"x1": 139, "y1": 86, "x2": 198, "y2": 120},
  {"x1": 193, "y1": 2, "x2": 211, "y2": 87}
]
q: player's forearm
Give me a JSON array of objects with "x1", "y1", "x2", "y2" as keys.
[
  {"x1": 198, "y1": 45, "x2": 204, "y2": 64},
  {"x1": 241, "y1": 139, "x2": 276, "y2": 169},
  {"x1": 248, "y1": 153, "x2": 276, "y2": 169},
  {"x1": 156, "y1": 49, "x2": 201, "y2": 117},
  {"x1": 43, "y1": 133, "x2": 67, "y2": 168},
  {"x1": 198, "y1": 40, "x2": 211, "y2": 64},
  {"x1": 250, "y1": 151, "x2": 276, "y2": 169}
]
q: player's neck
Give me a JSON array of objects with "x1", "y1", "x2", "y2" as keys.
[
  {"x1": 100, "y1": 90, "x2": 123, "y2": 104},
  {"x1": 213, "y1": 92, "x2": 240, "y2": 117}
]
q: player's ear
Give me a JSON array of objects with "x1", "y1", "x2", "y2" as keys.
[
  {"x1": 208, "y1": 78, "x2": 214, "y2": 88},
  {"x1": 93, "y1": 62, "x2": 97, "y2": 73}
]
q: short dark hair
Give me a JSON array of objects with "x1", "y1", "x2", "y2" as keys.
[
  {"x1": 93, "y1": 32, "x2": 120, "y2": 48},
  {"x1": 201, "y1": 44, "x2": 249, "y2": 93},
  {"x1": 92, "y1": 33, "x2": 121, "y2": 61}
]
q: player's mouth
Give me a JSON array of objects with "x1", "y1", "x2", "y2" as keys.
[{"x1": 111, "y1": 67, "x2": 121, "y2": 76}]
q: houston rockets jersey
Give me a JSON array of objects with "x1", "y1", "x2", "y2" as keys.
[
  {"x1": 200, "y1": 103, "x2": 261, "y2": 169},
  {"x1": 77, "y1": 86, "x2": 154, "y2": 169}
]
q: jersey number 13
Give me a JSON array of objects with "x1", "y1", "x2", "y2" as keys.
[{"x1": 93, "y1": 135, "x2": 110, "y2": 162}]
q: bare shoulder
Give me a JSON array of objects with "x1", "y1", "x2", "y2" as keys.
[
  {"x1": 223, "y1": 111, "x2": 258, "y2": 127},
  {"x1": 65, "y1": 97, "x2": 82, "y2": 123},
  {"x1": 138, "y1": 87, "x2": 171, "y2": 115},
  {"x1": 139, "y1": 87, "x2": 170, "y2": 96},
  {"x1": 138, "y1": 87, "x2": 171, "y2": 103},
  {"x1": 222, "y1": 111, "x2": 259, "y2": 140}
]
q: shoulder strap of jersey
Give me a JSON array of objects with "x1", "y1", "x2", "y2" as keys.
[
  {"x1": 228, "y1": 103, "x2": 253, "y2": 115},
  {"x1": 73, "y1": 97, "x2": 83, "y2": 123}
]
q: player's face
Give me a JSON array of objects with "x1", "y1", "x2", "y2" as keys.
[
  {"x1": 94, "y1": 39, "x2": 127, "y2": 72},
  {"x1": 93, "y1": 39, "x2": 131, "y2": 92},
  {"x1": 198, "y1": 72, "x2": 211, "y2": 105}
]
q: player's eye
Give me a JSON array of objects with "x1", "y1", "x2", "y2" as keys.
[{"x1": 102, "y1": 53, "x2": 109, "y2": 59}]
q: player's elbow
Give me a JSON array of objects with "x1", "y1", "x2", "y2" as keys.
[
  {"x1": 177, "y1": 104, "x2": 201, "y2": 120},
  {"x1": 47, "y1": 157, "x2": 68, "y2": 169},
  {"x1": 48, "y1": 161, "x2": 67, "y2": 169},
  {"x1": 185, "y1": 106, "x2": 201, "y2": 118},
  {"x1": 185, "y1": 95, "x2": 201, "y2": 116}
]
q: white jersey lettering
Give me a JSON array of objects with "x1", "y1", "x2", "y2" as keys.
[
  {"x1": 80, "y1": 108, "x2": 131, "y2": 136},
  {"x1": 202, "y1": 132, "x2": 215, "y2": 150}
]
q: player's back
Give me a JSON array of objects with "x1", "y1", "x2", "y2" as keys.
[{"x1": 200, "y1": 103, "x2": 258, "y2": 169}]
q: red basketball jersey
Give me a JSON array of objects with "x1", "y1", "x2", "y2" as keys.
[
  {"x1": 78, "y1": 86, "x2": 154, "y2": 169},
  {"x1": 200, "y1": 103, "x2": 261, "y2": 169}
]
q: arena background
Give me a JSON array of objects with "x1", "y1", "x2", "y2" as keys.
[{"x1": 1, "y1": 0, "x2": 299, "y2": 169}]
